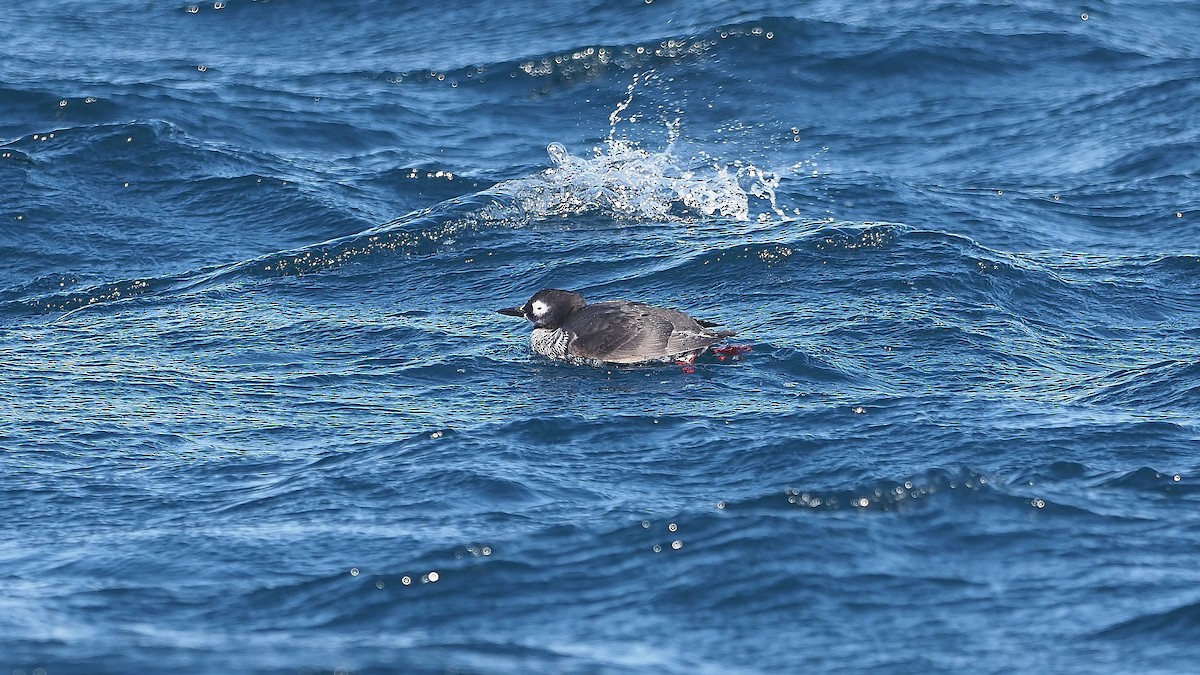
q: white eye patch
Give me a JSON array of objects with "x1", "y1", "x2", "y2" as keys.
[{"x1": 530, "y1": 300, "x2": 550, "y2": 316}]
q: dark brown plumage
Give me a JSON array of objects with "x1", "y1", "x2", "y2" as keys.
[{"x1": 498, "y1": 289, "x2": 735, "y2": 365}]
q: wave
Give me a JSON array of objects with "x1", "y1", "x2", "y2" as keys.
[
  {"x1": 1, "y1": 138, "x2": 782, "y2": 320},
  {"x1": 1072, "y1": 360, "x2": 1200, "y2": 414},
  {"x1": 1087, "y1": 466, "x2": 1195, "y2": 495},
  {"x1": 723, "y1": 467, "x2": 1011, "y2": 514},
  {"x1": 332, "y1": 12, "x2": 1180, "y2": 93},
  {"x1": 703, "y1": 449, "x2": 1195, "y2": 521},
  {"x1": 0, "y1": 86, "x2": 120, "y2": 141},
  {"x1": 371, "y1": 36, "x2": 717, "y2": 90},
  {"x1": 1093, "y1": 599, "x2": 1200, "y2": 641}
]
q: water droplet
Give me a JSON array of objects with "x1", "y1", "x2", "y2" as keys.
[
  {"x1": 667, "y1": 522, "x2": 678, "y2": 532},
  {"x1": 349, "y1": 568, "x2": 359, "y2": 577},
  {"x1": 716, "y1": 501, "x2": 725, "y2": 509},
  {"x1": 427, "y1": 571, "x2": 440, "y2": 582},
  {"x1": 401, "y1": 575, "x2": 412, "y2": 585},
  {"x1": 186, "y1": 5, "x2": 199, "y2": 13},
  {"x1": 375, "y1": 580, "x2": 384, "y2": 589},
  {"x1": 653, "y1": 544, "x2": 662, "y2": 553},
  {"x1": 1081, "y1": 13, "x2": 1088, "y2": 20},
  {"x1": 671, "y1": 540, "x2": 683, "y2": 550},
  {"x1": 546, "y1": 142, "x2": 570, "y2": 167},
  {"x1": 58, "y1": 99, "x2": 67, "y2": 107}
]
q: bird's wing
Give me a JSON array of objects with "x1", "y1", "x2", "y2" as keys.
[{"x1": 567, "y1": 302, "x2": 726, "y2": 363}]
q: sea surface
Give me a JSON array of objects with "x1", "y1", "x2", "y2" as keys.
[{"x1": 2, "y1": 1, "x2": 1199, "y2": 673}]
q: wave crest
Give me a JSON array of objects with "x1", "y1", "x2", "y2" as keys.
[
  {"x1": 4, "y1": 134, "x2": 785, "y2": 321},
  {"x1": 489, "y1": 140, "x2": 751, "y2": 221}
]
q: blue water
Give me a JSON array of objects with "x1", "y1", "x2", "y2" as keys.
[{"x1": 3, "y1": 1, "x2": 1199, "y2": 672}]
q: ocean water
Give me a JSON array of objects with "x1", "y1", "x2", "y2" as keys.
[{"x1": 2, "y1": 0, "x2": 1198, "y2": 672}]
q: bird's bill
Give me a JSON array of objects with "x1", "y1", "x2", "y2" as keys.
[{"x1": 496, "y1": 306, "x2": 526, "y2": 317}]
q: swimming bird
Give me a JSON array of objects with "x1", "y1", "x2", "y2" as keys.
[{"x1": 497, "y1": 289, "x2": 736, "y2": 365}]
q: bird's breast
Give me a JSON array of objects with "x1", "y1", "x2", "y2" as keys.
[{"x1": 530, "y1": 327, "x2": 572, "y2": 360}]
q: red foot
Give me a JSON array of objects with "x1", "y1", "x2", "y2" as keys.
[
  {"x1": 712, "y1": 344, "x2": 752, "y2": 360},
  {"x1": 679, "y1": 345, "x2": 750, "y2": 372}
]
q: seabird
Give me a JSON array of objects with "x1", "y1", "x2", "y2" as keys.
[{"x1": 498, "y1": 288, "x2": 736, "y2": 365}]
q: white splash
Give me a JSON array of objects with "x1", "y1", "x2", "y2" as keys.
[
  {"x1": 491, "y1": 138, "x2": 752, "y2": 222},
  {"x1": 473, "y1": 66, "x2": 805, "y2": 225}
]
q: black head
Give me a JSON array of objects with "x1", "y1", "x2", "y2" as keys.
[{"x1": 497, "y1": 289, "x2": 587, "y2": 329}]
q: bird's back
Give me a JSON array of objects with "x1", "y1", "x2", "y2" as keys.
[{"x1": 564, "y1": 301, "x2": 733, "y2": 364}]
